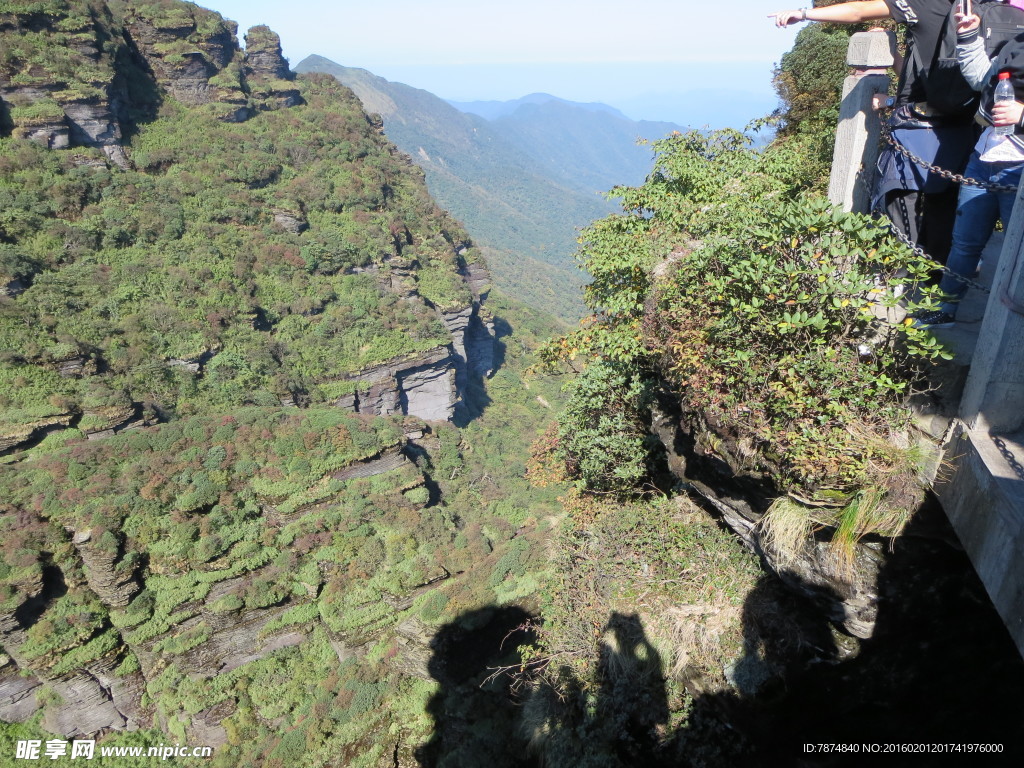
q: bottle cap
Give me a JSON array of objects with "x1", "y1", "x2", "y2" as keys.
[{"x1": 999, "y1": 71, "x2": 1012, "y2": 80}]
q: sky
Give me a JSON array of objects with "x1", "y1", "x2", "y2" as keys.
[{"x1": 200, "y1": 0, "x2": 801, "y2": 126}]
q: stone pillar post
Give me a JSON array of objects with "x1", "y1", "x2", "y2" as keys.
[
  {"x1": 827, "y1": 30, "x2": 896, "y2": 213},
  {"x1": 959, "y1": 181, "x2": 1024, "y2": 434}
]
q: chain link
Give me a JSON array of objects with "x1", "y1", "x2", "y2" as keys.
[
  {"x1": 875, "y1": 125, "x2": 1001, "y2": 294},
  {"x1": 992, "y1": 435, "x2": 1024, "y2": 482},
  {"x1": 882, "y1": 128, "x2": 1024, "y2": 482},
  {"x1": 877, "y1": 210, "x2": 993, "y2": 294},
  {"x1": 881, "y1": 125, "x2": 1018, "y2": 193}
]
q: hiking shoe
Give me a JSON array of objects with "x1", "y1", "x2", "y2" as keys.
[{"x1": 912, "y1": 309, "x2": 956, "y2": 329}]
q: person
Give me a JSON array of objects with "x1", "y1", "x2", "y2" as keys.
[
  {"x1": 771, "y1": 1, "x2": 975, "y2": 266},
  {"x1": 914, "y1": 6, "x2": 1024, "y2": 326}
]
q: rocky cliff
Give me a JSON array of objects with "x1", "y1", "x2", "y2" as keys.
[
  {"x1": 0, "y1": 2, "x2": 304, "y2": 156},
  {"x1": 0, "y1": 3, "x2": 512, "y2": 756},
  {"x1": 0, "y1": 413, "x2": 465, "y2": 746},
  {"x1": 0, "y1": 1, "x2": 496, "y2": 460}
]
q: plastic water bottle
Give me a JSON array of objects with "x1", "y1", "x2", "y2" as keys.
[{"x1": 995, "y1": 71, "x2": 1015, "y2": 137}]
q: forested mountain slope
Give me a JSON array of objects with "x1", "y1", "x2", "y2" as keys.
[
  {"x1": 452, "y1": 92, "x2": 681, "y2": 191},
  {"x1": 0, "y1": 1, "x2": 568, "y2": 763},
  {"x1": 294, "y1": 56, "x2": 628, "y2": 320},
  {"x1": 2, "y1": 3, "x2": 1023, "y2": 767}
]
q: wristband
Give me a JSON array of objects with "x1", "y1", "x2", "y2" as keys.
[{"x1": 800, "y1": 7, "x2": 808, "y2": 20}]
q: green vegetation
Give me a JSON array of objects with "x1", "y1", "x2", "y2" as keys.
[
  {"x1": 0, "y1": 71, "x2": 471, "y2": 428},
  {"x1": 0, "y1": 3, "x2": 576, "y2": 762},
  {"x1": 0, "y1": 1, "x2": 971, "y2": 765},
  {"x1": 0, "y1": 2, "x2": 112, "y2": 102},
  {"x1": 515, "y1": 497, "x2": 763, "y2": 767},
  {"x1": 542, "y1": 126, "x2": 944, "y2": 553},
  {"x1": 294, "y1": 57, "x2": 620, "y2": 320}
]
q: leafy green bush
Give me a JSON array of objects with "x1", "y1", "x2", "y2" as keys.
[
  {"x1": 545, "y1": 128, "x2": 945, "y2": 540},
  {"x1": 402, "y1": 486, "x2": 429, "y2": 505}
]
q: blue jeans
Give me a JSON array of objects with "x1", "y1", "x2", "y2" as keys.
[{"x1": 939, "y1": 152, "x2": 1024, "y2": 316}]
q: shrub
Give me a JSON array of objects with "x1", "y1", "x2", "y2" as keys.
[{"x1": 544, "y1": 128, "x2": 947, "y2": 544}]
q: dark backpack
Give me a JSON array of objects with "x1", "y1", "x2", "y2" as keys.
[{"x1": 924, "y1": 0, "x2": 1024, "y2": 115}]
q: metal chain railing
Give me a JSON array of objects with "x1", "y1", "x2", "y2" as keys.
[
  {"x1": 881, "y1": 124, "x2": 1018, "y2": 193},
  {"x1": 873, "y1": 125, "x2": 1010, "y2": 294},
  {"x1": 877, "y1": 205, "x2": 993, "y2": 294},
  {"x1": 992, "y1": 435, "x2": 1024, "y2": 482}
]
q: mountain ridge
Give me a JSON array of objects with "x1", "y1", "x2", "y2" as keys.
[
  {"x1": 296, "y1": 54, "x2": 688, "y2": 320},
  {"x1": 446, "y1": 92, "x2": 629, "y2": 120}
]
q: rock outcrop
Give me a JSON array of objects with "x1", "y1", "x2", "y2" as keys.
[
  {"x1": 0, "y1": 661, "x2": 41, "y2": 723},
  {"x1": 650, "y1": 397, "x2": 884, "y2": 639},
  {"x1": 0, "y1": 413, "x2": 75, "y2": 455},
  {"x1": 0, "y1": 3, "x2": 303, "y2": 159},
  {"x1": 0, "y1": 4, "x2": 131, "y2": 165},
  {"x1": 69, "y1": 530, "x2": 141, "y2": 609},
  {"x1": 121, "y1": 6, "x2": 250, "y2": 122},
  {"x1": 332, "y1": 327, "x2": 493, "y2": 423},
  {"x1": 0, "y1": 569, "x2": 144, "y2": 737},
  {"x1": 0, "y1": 1, "x2": 504, "y2": 749},
  {"x1": 243, "y1": 26, "x2": 302, "y2": 110}
]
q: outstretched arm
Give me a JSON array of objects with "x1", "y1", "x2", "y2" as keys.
[{"x1": 770, "y1": 1, "x2": 892, "y2": 27}]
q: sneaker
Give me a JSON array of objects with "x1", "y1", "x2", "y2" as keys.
[{"x1": 912, "y1": 309, "x2": 956, "y2": 329}]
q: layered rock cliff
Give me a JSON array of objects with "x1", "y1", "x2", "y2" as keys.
[
  {"x1": 0, "y1": 2, "x2": 304, "y2": 157},
  {"x1": 0, "y1": 1, "x2": 496, "y2": 460},
  {"x1": 0, "y1": 412, "x2": 467, "y2": 745},
  {"x1": 0, "y1": 4, "x2": 512, "y2": 757}
]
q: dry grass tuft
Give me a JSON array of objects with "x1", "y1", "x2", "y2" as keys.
[
  {"x1": 759, "y1": 496, "x2": 816, "y2": 566},
  {"x1": 659, "y1": 604, "x2": 742, "y2": 680}
]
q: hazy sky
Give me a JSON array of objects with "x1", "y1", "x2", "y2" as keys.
[{"x1": 201, "y1": 1, "x2": 799, "y2": 122}]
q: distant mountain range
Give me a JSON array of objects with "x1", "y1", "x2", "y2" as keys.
[
  {"x1": 296, "y1": 56, "x2": 687, "y2": 319},
  {"x1": 447, "y1": 92, "x2": 628, "y2": 120},
  {"x1": 451, "y1": 92, "x2": 683, "y2": 194}
]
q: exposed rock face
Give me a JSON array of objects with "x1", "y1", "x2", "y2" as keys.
[
  {"x1": 189, "y1": 700, "x2": 235, "y2": 749},
  {"x1": 243, "y1": 26, "x2": 291, "y2": 80},
  {"x1": 82, "y1": 403, "x2": 146, "y2": 441},
  {"x1": 332, "y1": 444, "x2": 411, "y2": 482},
  {"x1": 0, "y1": 3, "x2": 302, "y2": 161},
  {"x1": 43, "y1": 659, "x2": 131, "y2": 737},
  {"x1": 650, "y1": 397, "x2": 884, "y2": 639},
  {"x1": 333, "y1": 250, "x2": 496, "y2": 423},
  {"x1": 382, "y1": 255, "x2": 420, "y2": 300},
  {"x1": 57, "y1": 357, "x2": 87, "y2": 378},
  {"x1": 70, "y1": 530, "x2": 141, "y2": 609},
  {"x1": 122, "y1": 10, "x2": 250, "y2": 122},
  {"x1": 242, "y1": 26, "x2": 302, "y2": 110},
  {"x1": 145, "y1": 611, "x2": 306, "y2": 679},
  {"x1": 272, "y1": 208, "x2": 307, "y2": 234},
  {"x1": 442, "y1": 307, "x2": 474, "y2": 394},
  {"x1": 0, "y1": 7, "x2": 131, "y2": 166},
  {"x1": 461, "y1": 260, "x2": 491, "y2": 298},
  {"x1": 0, "y1": 87, "x2": 71, "y2": 149},
  {"x1": 398, "y1": 353, "x2": 459, "y2": 422},
  {"x1": 456, "y1": 262, "x2": 496, "y2": 382},
  {"x1": 390, "y1": 617, "x2": 436, "y2": 680},
  {"x1": 0, "y1": 569, "x2": 144, "y2": 736},
  {"x1": 0, "y1": 663, "x2": 41, "y2": 723},
  {"x1": 63, "y1": 101, "x2": 131, "y2": 168},
  {"x1": 0, "y1": 413, "x2": 75, "y2": 454},
  {"x1": 334, "y1": 346, "x2": 458, "y2": 422}
]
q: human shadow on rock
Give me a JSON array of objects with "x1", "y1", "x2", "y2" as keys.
[
  {"x1": 415, "y1": 606, "x2": 537, "y2": 768},
  {"x1": 677, "y1": 498, "x2": 1024, "y2": 767}
]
